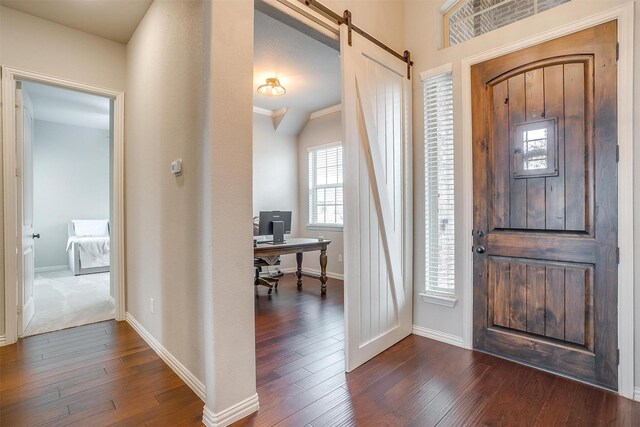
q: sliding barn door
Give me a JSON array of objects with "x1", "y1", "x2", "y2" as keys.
[
  {"x1": 472, "y1": 22, "x2": 618, "y2": 390},
  {"x1": 341, "y1": 26, "x2": 413, "y2": 371}
]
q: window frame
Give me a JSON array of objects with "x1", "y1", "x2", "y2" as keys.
[{"x1": 307, "y1": 142, "x2": 344, "y2": 229}]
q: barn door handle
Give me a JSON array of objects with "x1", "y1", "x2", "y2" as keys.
[
  {"x1": 474, "y1": 245, "x2": 486, "y2": 254},
  {"x1": 32, "y1": 233, "x2": 40, "y2": 239}
]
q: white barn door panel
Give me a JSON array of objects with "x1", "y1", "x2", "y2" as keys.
[{"x1": 341, "y1": 26, "x2": 413, "y2": 372}]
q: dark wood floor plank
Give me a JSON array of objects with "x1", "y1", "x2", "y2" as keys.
[
  {"x1": 0, "y1": 320, "x2": 203, "y2": 426},
  {"x1": 3, "y1": 274, "x2": 638, "y2": 427}
]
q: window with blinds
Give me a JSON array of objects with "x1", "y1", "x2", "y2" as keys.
[
  {"x1": 308, "y1": 145, "x2": 343, "y2": 225},
  {"x1": 444, "y1": 0, "x2": 572, "y2": 47},
  {"x1": 423, "y1": 69, "x2": 455, "y2": 294}
]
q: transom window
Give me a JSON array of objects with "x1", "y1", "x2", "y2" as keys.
[
  {"x1": 308, "y1": 144, "x2": 343, "y2": 225},
  {"x1": 443, "y1": 0, "x2": 572, "y2": 47}
]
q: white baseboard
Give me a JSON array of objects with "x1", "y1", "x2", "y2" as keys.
[
  {"x1": 34, "y1": 265, "x2": 68, "y2": 273},
  {"x1": 202, "y1": 394, "x2": 259, "y2": 427},
  {"x1": 0, "y1": 335, "x2": 6, "y2": 346},
  {"x1": 281, "y1": 267, "x2": 344, "y2": 280},
  {"x1": 412, "y1": 325, "x2": 465, "y2": 349},
  {"x1": 634, "y1": 387, "x2": 640, "y2": 402},
  {"x1": 125, "y1": 312, "x2": 205, "y2": 401}
]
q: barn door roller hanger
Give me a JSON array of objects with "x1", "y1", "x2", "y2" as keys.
[{"x1": 302, "y1": 0, "x2": 414, "y2": 79}]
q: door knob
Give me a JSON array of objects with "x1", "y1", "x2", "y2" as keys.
[
  {"x1": 474, "y1": 245, "x2": 486, "y2": 254},
  {"x1": 32, "y1": 233, "x2": 40, "y2": 239}
]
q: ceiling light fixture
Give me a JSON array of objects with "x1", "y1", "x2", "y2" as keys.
[{"x1": 257, "y1": 77, "x2": 286, "y2": 96}]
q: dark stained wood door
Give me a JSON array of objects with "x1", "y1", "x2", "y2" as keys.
[{"x1": 471, "y1": 21, "x2": 618, "y2": 390}]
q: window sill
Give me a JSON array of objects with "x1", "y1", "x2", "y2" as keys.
[
  {"x1": 420, "y1": 292, "x2": 457, "y2": 308},
  {"x1": 306, "y1": 224, "x2": 343, "y2": 232}
]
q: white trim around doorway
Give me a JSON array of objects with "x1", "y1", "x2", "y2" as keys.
[
  {"x1": 460, "y1": 3, "x2": 635, "y2": 398},
  {"x1": 1, "y1": 66, "x2": 126, "y2": 345}
]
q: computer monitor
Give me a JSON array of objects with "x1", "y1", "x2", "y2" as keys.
[{"x1": 258, "y1": 211, "x2": 292, "y2": 244}]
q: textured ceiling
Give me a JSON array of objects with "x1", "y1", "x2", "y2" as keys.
[
  {"x1": 253, "y1": 10, "x2": 341, "y2": 113},
  {"x1": 23, "y1": 81, "x2": 110, "y2": 130},
  {"x1": 0, "y1": 0, "x2": 152, "y2": 43}
]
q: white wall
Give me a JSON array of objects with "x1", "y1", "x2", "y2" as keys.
[
  {"x1": 0, "y1": 5, "x2": 126, "y2": 338},
  {"x1": 298, "y1": 111, "x2": 344, "y2": 277},
  {"x1": 126, "y1": 0, "x2": 207, "y2": 385},
  {"x1": 33, "y1": 120, "x2": 110, "y2": 269},
  {"x1": 253, "y1": 113, "x2": 298, "y2": 270},
  {"x1": 404, "y1": 0, "x2": 640, "y2": 389}
]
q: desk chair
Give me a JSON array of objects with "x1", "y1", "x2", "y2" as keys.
[
  {"x1": 253, "y1": 216, "x2": 282, "y2": 295},
  {"x1": 254, "y1": 258, "x2": 280, "y2": 295}
]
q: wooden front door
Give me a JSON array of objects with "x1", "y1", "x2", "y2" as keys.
[{"x1": 471, "y1": 21, "x2": 618, "y2": 390}]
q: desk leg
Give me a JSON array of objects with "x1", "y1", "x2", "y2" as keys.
[
  {"x1": 296, "y1": 252, "x2": 303, "y2": 289},
  {"x1": 320, "y1": 247, "x2": 328, "y2": 295}
]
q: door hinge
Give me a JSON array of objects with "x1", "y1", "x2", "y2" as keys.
[
  {"x1": 616, "y1": 348, "x2": 620, "y2": 365},
  {"x1": 616, "y1": 145, "x2": 620, "y2": 162},
  {"x1": 17, "y1": 305, "x2": 21, "y2": 315},
  {"x1": 616, "y1": 42, "x2": 619, "y2": 61},
  {"x1": 616, "y1": 247, "x2": 620, "y2": 264},
  {"x1": 15, "y1": 168, "x2": 21, "y2": 178}
]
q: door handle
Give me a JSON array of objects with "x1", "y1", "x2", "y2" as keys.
[
  {"x1": 32, "y1": 233, "x2": 40, "y2": 239},
  {"x1": 474, "y1": 245, "x2": 486, "y2": 254}
]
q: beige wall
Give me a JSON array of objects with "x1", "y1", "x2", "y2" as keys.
[
  {"x1": 125, "y1": 0, "x2": 207, "y2": 383},
  {"x1": 253, "y1": 113, "x2": 298, "y2": 270},
  {"x1": 405, "y1": 0, "x2": 640, "y2": 386},
  {"x1": 0, "y1": 5, "x2": 126, "y2": 338},
  {"x1": 298, "y1": 111, "x2": 344, "y2": 277}
]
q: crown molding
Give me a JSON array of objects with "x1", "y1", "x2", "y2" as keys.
[
  {"x1": 253, "y1": 106, "x2": 287, "y2": 117},
  {"x1": 309, "y1": 104, "x2": 341, "y2": 120}
]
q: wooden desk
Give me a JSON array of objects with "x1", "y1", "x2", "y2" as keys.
[{"x1": 254, "y1": 238, "x2": 332, "y2": 295}]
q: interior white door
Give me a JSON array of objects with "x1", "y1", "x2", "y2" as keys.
[
  {"x1": 341, "y1": 27, "x2": 413, "y2": 371},
  {"x1": 16, "y1": 82, "x2": 35, "y2": 335}
]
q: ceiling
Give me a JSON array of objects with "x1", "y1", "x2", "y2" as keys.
[
  {"x1": 22, "y1": 81, "x2": 111, "y2": 130},
  {"x1": 0, "y1": 0, "x2": 152, "y2": 43},
  {"x1": 253, "y1": 10, "x2": 340, "y2": 113}
]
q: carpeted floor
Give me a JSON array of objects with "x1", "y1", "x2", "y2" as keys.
[{"x1": 24, "y1": 269, "x2": 115, "y2": 336}]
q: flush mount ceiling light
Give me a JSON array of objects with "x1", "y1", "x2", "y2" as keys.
[{"x1": 257, "y1": 77, "x2": 286, "y2": 96}]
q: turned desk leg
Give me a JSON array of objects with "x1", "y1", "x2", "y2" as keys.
[
  {"x1": 296, "y1": 252, "x2": 303, "y2": 289},
  {"x1": 320, "y1": 247, "x2": 328, "y2": 295}
]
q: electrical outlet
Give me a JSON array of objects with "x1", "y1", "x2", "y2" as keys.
[
  {"x1": 338, "y1": 254, "x2": 343, "y2": 263},
  {"x1": 150, "y1": 298, "x2": 155, "y2": 315}
]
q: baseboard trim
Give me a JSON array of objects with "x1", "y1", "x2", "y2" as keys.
[
  {"x1": 634, "y1": 387, "x2": 640, "y2": 402},
  {"x1": 34, "y1": 265, "x2": 68, "y2": 273},
  {"x1": 202, "y1": 394, "x2": 259, "y2": 427},
  {"x1": 0, "y1": 335, "x2": 6, "y2": 346},
  {"x1": 281, "y1": 267, "x2": 344, "y2": 280},
  {"x1": 125, "y1": 312, "x2": 205, "y2": 401},
  {"x1": 412, "y1": 325, "x2": 465, "y2": 349}
]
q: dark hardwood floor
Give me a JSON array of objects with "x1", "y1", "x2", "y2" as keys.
[
  {"x1": 0, "y1": 319, "x2": 204, "y2": 426},
  {"x1": 237, "y1": 274, "x2": 639, "y2": 426},
  {"x1": 2, "y1": 274, "x2": 638, "y2": 426}
]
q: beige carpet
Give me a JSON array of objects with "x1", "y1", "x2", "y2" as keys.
[{"x1": 24, "y1": 269, "x2": 114, "y2": 336}]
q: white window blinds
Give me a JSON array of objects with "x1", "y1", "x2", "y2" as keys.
[
  {"x1": 308, "y1": 145, "x2": 343, "y2": 225},
  {"x1": 424, "y1": 70, "x2": 455, "y2": 294}
]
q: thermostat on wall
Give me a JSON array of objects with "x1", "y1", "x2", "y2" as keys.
[{"x1": 171, "y1": 159, "x2": 183, "y2": 176}]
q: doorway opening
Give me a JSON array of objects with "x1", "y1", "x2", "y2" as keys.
[
  {"x1": 2, "y1": 67, "x2": 125, "y2": 345},
  {"x1": 18, "y1": 81, "x2": 114, "y2": 337},
  {"x1": 251, "y1": 3, "x2": 346, "y2": 416}
]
